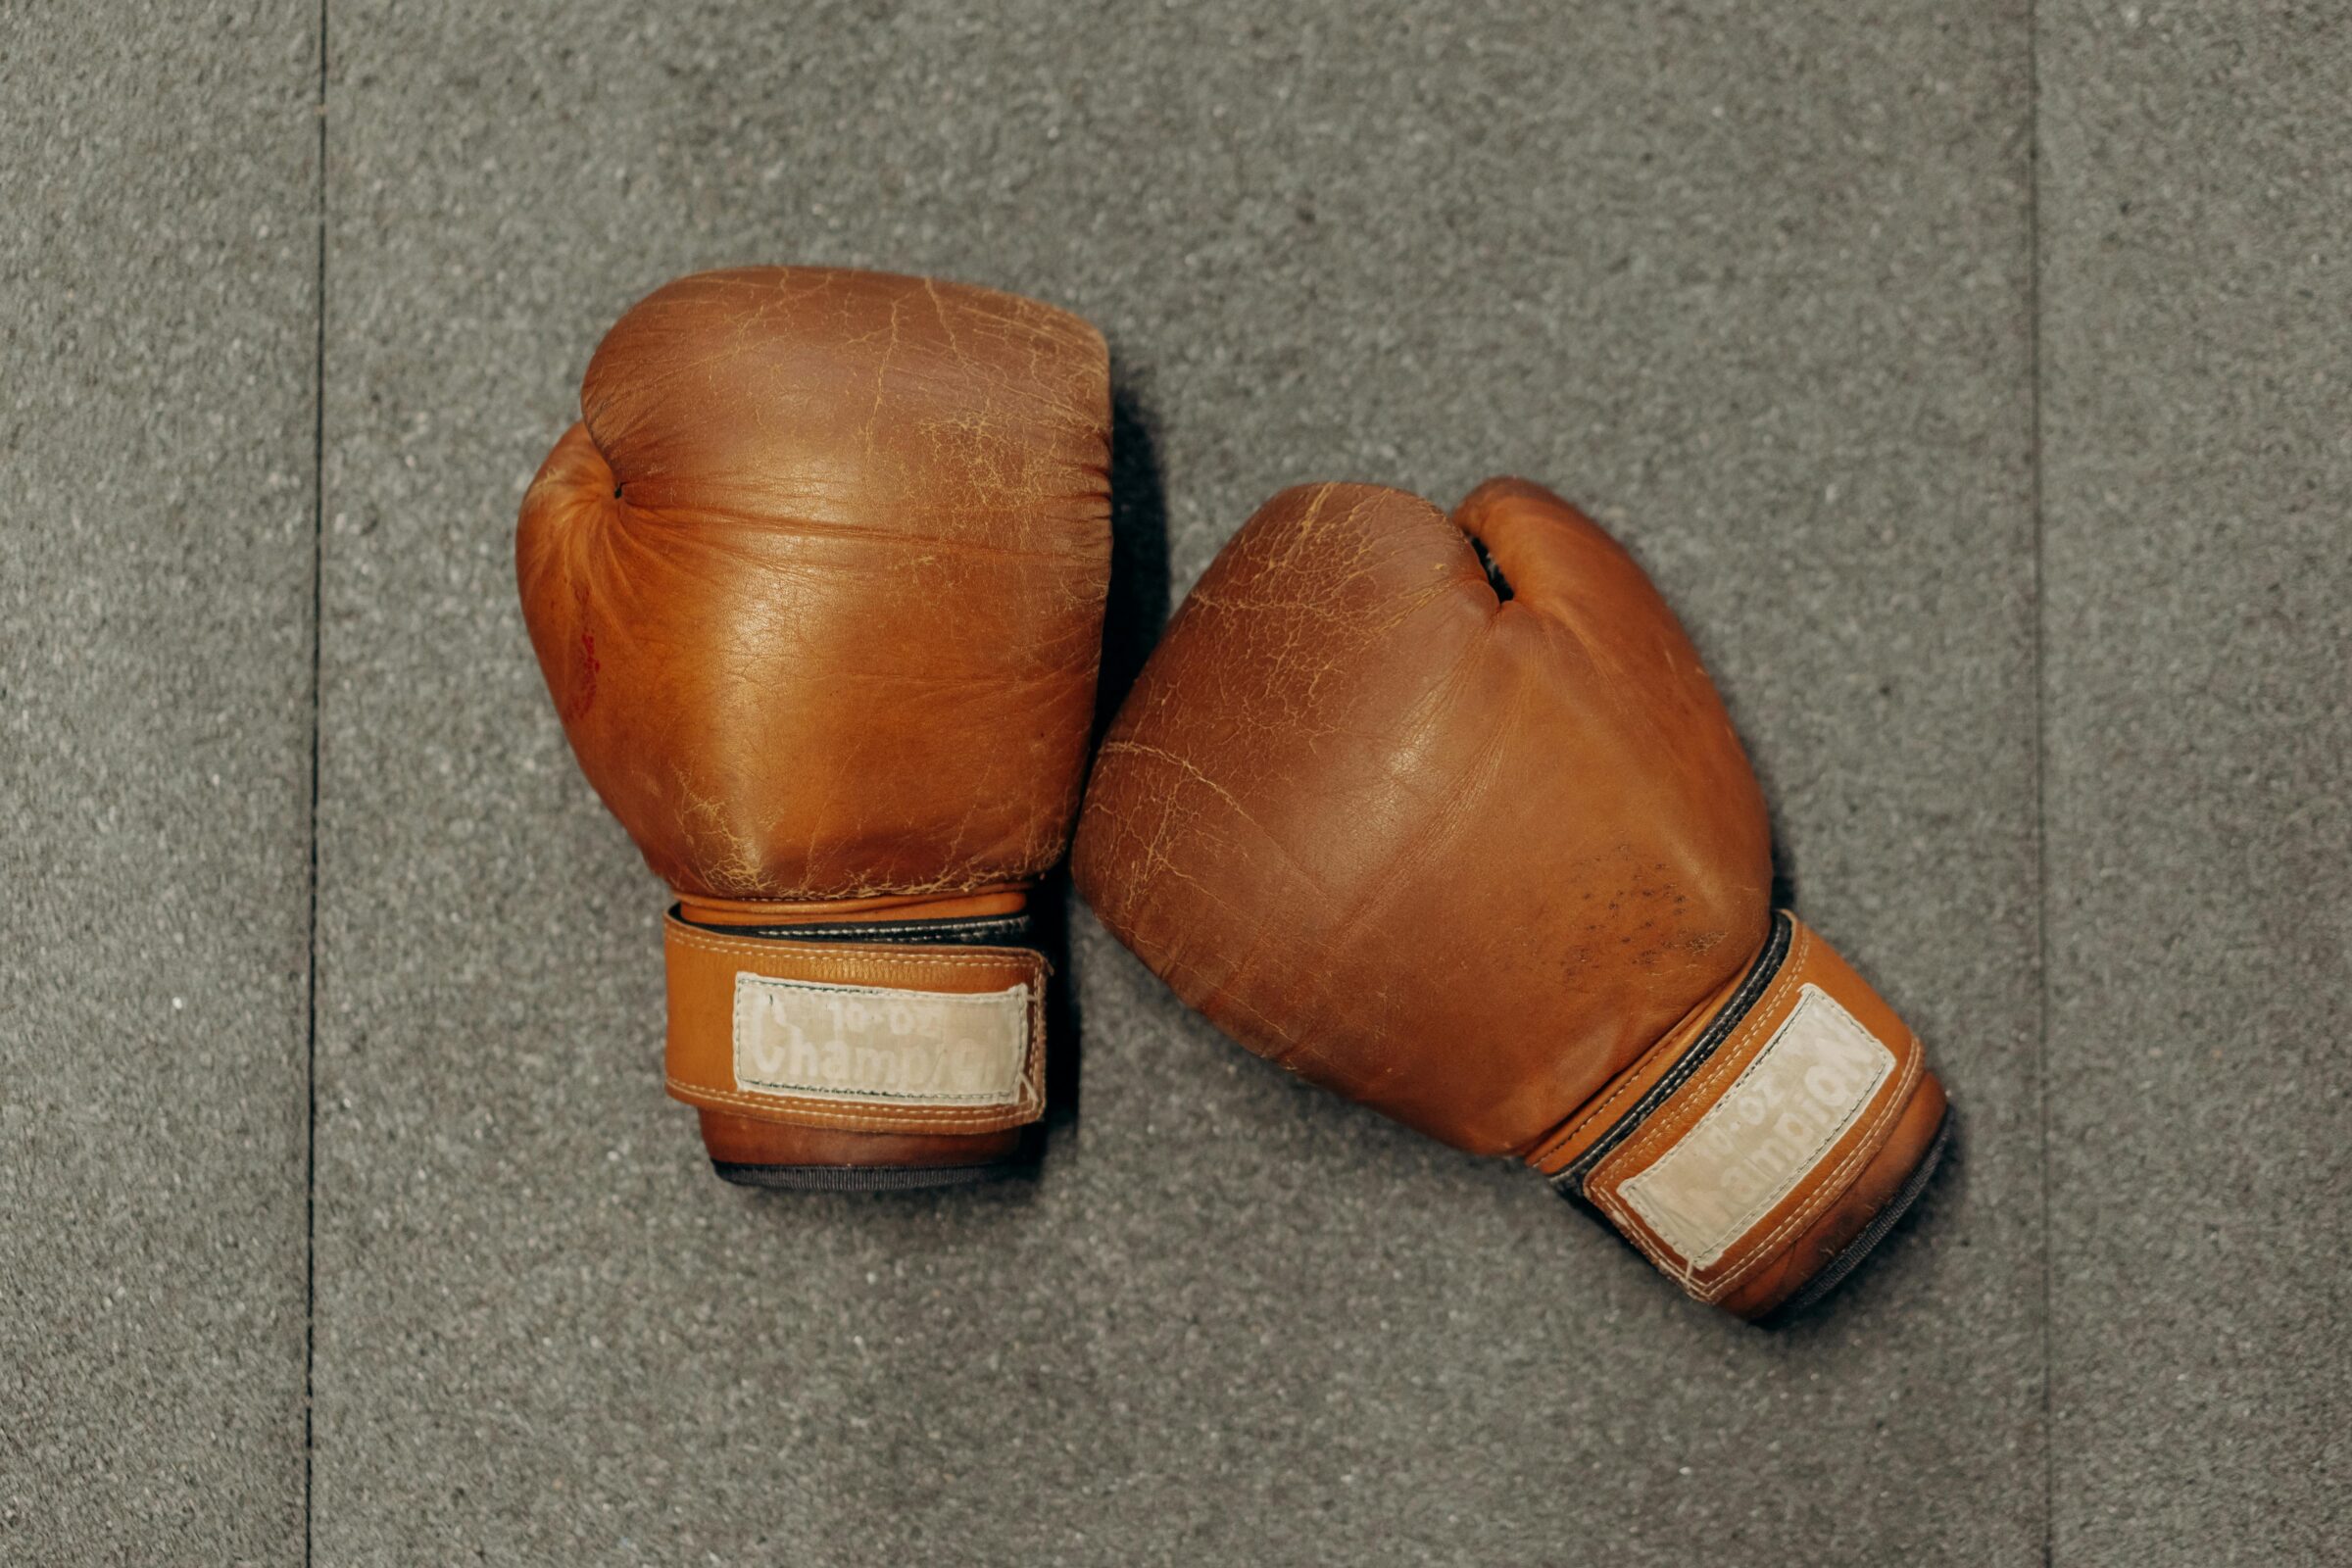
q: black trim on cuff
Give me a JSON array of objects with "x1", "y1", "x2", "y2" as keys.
[
  {"x1": 670, "y1": 905, "x2": 1035, "y2": 951},
  {"x1": 711, "y1": 1156, "x2": 1026, "y2": 1192},
  {"x1": 1553, "y1": 910, "x2": 1794, "y2": 1200},
  {"x1": 1757, "y1": 1105, "x2": 1952, "y2": 1328}
]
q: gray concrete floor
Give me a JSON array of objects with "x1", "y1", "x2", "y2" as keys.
[{"x1": 2, "y1": 2, "x2": 2345, "y2": 1563}]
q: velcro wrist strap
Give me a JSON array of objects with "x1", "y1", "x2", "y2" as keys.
[
  {"x1": 662, "y1": 912, "x2": 1048, "y2": 1136},
  {"x1": 1547, "y1": 912, "x2": 1929, "y2": 1308}
]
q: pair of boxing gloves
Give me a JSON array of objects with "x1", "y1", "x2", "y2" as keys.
[{"x1": 517, "y1": 267, "x2": 1949, "y2": 1321}]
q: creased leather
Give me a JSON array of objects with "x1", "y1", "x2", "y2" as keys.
[
  {"x1": 517, "y1": 267, "x2": 1110, "y2": 1171},
  {"x1": 519, "y1": 268, "x2": 1111, "y2": 904},
  {"x1": 1074, "y1": 476, "x2": 1947, "y2": 1315}
]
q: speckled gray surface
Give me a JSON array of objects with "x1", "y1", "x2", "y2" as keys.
[
  {"x1": 0, "y1": 4, "x2": 318, "y2": 1563},
  {"x1": 9, "y1": 1, "x2": 2350, "y2": 1563},
  {"x1": 311, "y1": 3, "x2": 2039, "y2": 1564},
  {"x1": 2039, "y1": 4, "x2": 2352, "y2": 1563}
]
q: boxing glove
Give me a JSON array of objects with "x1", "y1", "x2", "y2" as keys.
[
  {"x1": 519, "y1": 267, "x2": 1109, "y2": 1188},
  {"x1": 1074, "y1": 479, "x2": 1947, "y2": 1317}
]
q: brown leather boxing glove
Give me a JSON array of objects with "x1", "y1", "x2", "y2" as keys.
[
  {"x1": 1074, "y1": 479, "x2": 1948, "y2": 1317},
  {"x1": 519, "y1": 268, "x2": 1109, "y2": 1188}
]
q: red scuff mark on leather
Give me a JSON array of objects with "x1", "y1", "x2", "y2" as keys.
[{"x1": 565, "y1": 628, "x2": 600, "y2": 721}]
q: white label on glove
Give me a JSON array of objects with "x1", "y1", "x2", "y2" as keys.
[
  {"x1": 731, "y1": 974, "x2": 1031, "y2": 1107},
  {"x1": 1618, "y1": 984, "x2": 1894, "y2": 1270}
]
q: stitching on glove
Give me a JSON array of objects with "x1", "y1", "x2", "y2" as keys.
[
  {"x1": 1590, "y1": 967, "x2": 1927, "y2": 1304},
  {"x1": 667, "y1": 921, "x2": 1042, "y2": 974},
  {"x1": 666, "y1": 1076, "x2": 1038, "y2": 1130}
]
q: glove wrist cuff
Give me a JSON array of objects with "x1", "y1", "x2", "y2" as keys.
[
  {"x1": 1536, "y1": 912, "x2": 1947, "y2": 1320},
  {"x1": 660, "y1": 892, "x2": 1050, "y2": 1181}
]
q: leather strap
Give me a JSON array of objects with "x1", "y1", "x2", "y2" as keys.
[
  {"x1": 1535, "y1": 912, "x2": 1929, "y2": 1308},
  {"x1": 662, "y1": 913, "x2": 1048, "y2": 1136}
]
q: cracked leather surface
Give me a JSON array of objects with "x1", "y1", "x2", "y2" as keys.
[
  {"x1": 518, "y1": 266, "x2": 1111, "y2": 904},
  {"x1": 515, "y1": 267, "x2": 1110, "y2": 1174},
  {"x1": 1077, "y1": 476, "x2": 1775, "y2": 1154},
  {"x1": 1075, "y1": 476, "x2": 1947, "y2": 1315}
]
